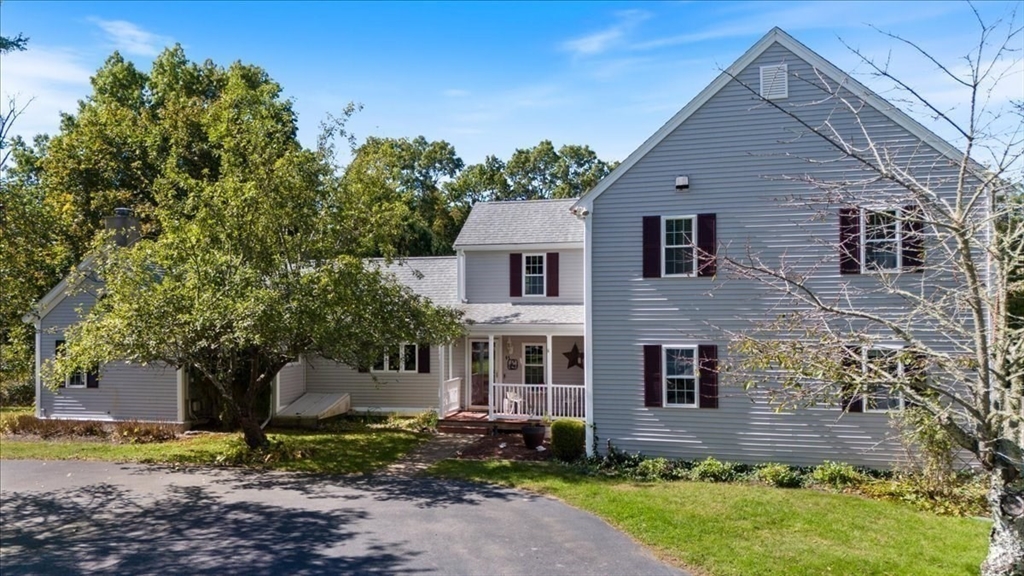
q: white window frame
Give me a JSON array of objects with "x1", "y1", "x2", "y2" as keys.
[
  {"x1": 522, "y1": 342, "x2": 546, "y2": 385},
  {"x1": 662, "y1": 215, "x2": 697, "y2": 277},
  {"x1": 860, "y1": 208, "x2": 903, "y2": 273},
  {"x1": 663, "y1": 345, "x2": 699, "y2": 408},
  {"x1": 371, "y1": 343, "x2": 418, "y2": 373},
  {"x1": 55, "y1": 339, "x2": 89, "y2": 389},
  {"x1": 523, "y1": 253, "x2": 546, "y2": 297},
  {"x1": 862, "y1": 346, "x2": 905, "y2": 413}
]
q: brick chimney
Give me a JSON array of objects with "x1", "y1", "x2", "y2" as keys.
[{"x1": 103, "y1": 207, "x2": 140, "y2": 247}]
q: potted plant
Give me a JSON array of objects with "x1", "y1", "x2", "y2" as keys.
[{"x1": 521, "y1": 414, "x2": 551, "y2": 449}]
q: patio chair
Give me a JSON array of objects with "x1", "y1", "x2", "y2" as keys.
[{"x1": 504, "y1": 390, "x2": 523, "y2": 415}]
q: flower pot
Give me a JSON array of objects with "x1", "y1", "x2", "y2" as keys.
[{"x1": 522, "y1": 425, "x2": 546, "y2": 449}]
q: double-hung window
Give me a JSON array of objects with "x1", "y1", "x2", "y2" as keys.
[
  {"x1": 524, "y1": 254, "x2": 546, "y2": 296},
  {"x1": 840, "y1": 206, "x2": 922, "y2": 275},
  {"x1": 664, "y1": 346, "x2": 698, "y2": 407},
  {"x1": 372, "y1": 343, "x2": 418, "y2": 373},
  {"x1": 862, "y1": 209, "x2": 901, "y2": 271},
  {"x1": 54, "y1": 339, "x2": 98, "y2": 388},
  {"x1": 864, "y1": 348, "x2": 904, "y2": 412},
  {"x1": 663, "y1": 216, "x2": 696, "y2": 276}
]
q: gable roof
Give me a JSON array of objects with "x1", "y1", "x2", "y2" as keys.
[
  {"x1": 377, "y1": 257, "x2": 458, "y2": 306},
  {"x1": 572, "y1": 27, "x2": 967, "y2": 211},
  {"x1": 22, "y1": 254, "x2": 98, "y2": 325},
  {"x1": 454, "y1": 199, "x2": 583, "y2": 248}
]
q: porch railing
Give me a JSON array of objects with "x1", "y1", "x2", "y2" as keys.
[
  {"x1": 442, "y1": 377, "x2": 461, "y2": 417},
  {"x1": 490, "y1": 383, "x2": 585, "y2": 420}
]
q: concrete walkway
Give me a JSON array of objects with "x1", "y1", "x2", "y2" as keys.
[{"x1": 379, "y1": 432, "x2": 480, "y2": 477}]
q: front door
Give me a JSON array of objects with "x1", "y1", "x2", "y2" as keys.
[{"x1": 470, "y1": 340, "x2": 490, "y2": 408}]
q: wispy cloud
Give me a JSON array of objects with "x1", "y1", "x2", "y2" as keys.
[
  {"x1": 442, "y1": 88, "x2": 470, "y2": 98},
  {"x1": 0, "y1": 46, "x2": 93, "y2": 139},
  {"x1": 88, "y1": 17, "x2": 172, "y2": 56},
  {"x1": 561, "y1": 9, "x2": 651, "y2": 57}
]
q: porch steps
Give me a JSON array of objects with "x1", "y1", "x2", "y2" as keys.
[{"x1": 437, "y1": 413, "x2": 536, "y2": 435}]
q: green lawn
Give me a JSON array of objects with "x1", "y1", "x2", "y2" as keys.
[
  {"x1": 1, "y1": 427, "x2": 426, "y2": 475},
  {"x1": 430, "y1": 460, "x2": 989, "y2": 576}
]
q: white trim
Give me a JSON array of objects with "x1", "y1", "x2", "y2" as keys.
[
  {"x1": 457, "y1": 249, "x2": 466, "y2": 302},
  {"x1": 523, "y1": 253, "x2": 546, "y2": 297},
  {"x1": 662, "y1": 345, "x2": 699, "y2": 408},
  {"x1": 455, "y1": 242, "x2": 583, "y2": 252},
  {"x1": 661, "y1": 215, "x2": 698, "y2": 277},
  {"x1": 572, "y1": 27, "x2": 971, "y2": 212},
  {"x1": 583, "y1": 213, "x2": 594, "y2": 454},
  {"x1": 466, "y1": 324, "x2": 584, "y2": 337},
  {"x1": 34, "y1": 320, "x2": 42, "y2": 418},
  {"x1": 521, "y1": 342, "x2": 546, "y2": 385},
  {"x1": 23, "y1": 254, "x2": 98, "y2": 324}
]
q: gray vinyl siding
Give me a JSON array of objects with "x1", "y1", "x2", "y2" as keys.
[
  {"x1": 589, "y1": 42, "x2": 967, "y2": 468},
  {"x1": 465, "y1": 249, "x2": 583, "y2": 304},
  {"x1": 38, "y1": 283, "x2": 181, "y2": 423},
  {"x1": 304, "y1": 345, "x2": 444, "y2": 412},
  {"x1": 491, "y1": 336, "x2": 585, "y2": 386},
  {"x1": 276, "y1": 360, "x2": 306, "y2": 411}
]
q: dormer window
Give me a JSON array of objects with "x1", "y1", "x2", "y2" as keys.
[{"x1": 524, "y1": 254, "x2": 546, "y2": 296}]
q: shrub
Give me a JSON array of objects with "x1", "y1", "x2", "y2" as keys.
[
  {"x1": 756, "y1": 463, "x2": 803, "y2": 488},
  {"x1": 551, "y1": 419, "x2": 586, "y2": 461},
  {"x1": 691, "y1": 457, "x2": 739, "y2": 482},
  {"x1": 3, "y1": 415, "x2": 107, "y2": 438},
  {"x1": 632, "y1": 457, "x2": 673, "y2": 481},
  {"x1": 858, "y1": 473, "x2": 987, "y2": 517},
  {"x1": 213, "y1": 438, "x2": 314, "y2": 468},
  {"x1": 111, "y1": 420, "x2": 179, "y2": 444},
  {"x1": 0, "y1": 380, "x2": 35, "y2": 406},
  {"x1": 411, "y1": 409, "x2": 439, "y2": 432},
  {"x1": 811, "y1": 461, "x2": 864, "y2": 489}
]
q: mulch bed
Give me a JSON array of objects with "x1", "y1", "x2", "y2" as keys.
[{"x1": 454, "y1": 431, "x2": 553, "y2": 461}]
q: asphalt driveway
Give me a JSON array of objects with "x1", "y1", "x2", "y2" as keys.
[{"x1": 1, "y1": 460, "x2": 684, "y2": 575}]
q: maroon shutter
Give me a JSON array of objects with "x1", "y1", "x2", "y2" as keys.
[
  {"x1": 698, "y1": 344, "x2": 718, "y2": 408},
  {"x1": 642, "y1": 216, "x2": 661, "y2": 278},
  {"x1": 840, "y1": 346, "x2": 863, "y2": 413},
  {"x1": 546, "y1": 252, "x2": 559, "y2": 297},
  {"x1": 55, "y1": 340, "x2": 66, "y2": 388},
  {"x1": 902, "y1": 204, "x2": 924, "y2": 272},
  {"x1": 839, "y1": 208, "x2": 861, "y2": 275},
  {"x1": 417, "y1": 345, "x2": 430, "y2": 374},
  {"x1": 696, "y1": 214, "x2": 717, "y2": 277},
  {"x1": 643, "y1": 345, "x2": 663, "y2": 407},
  {"x1": 509, "y1": 253, "x2": 523, "y2": 297},
  {"x1": 86, "y1": 367, "x2": 99, "y2": 388}
]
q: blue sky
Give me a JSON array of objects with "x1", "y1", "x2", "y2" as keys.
[{"x1": 1, "y1": 1, "x2": 1020, "y2": 165}]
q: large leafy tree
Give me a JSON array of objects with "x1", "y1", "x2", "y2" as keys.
[{"x1": 45, "y1": 48, "x2": 464, "y2": 448}]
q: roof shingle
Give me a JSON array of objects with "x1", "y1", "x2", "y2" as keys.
[{"x1": 453, "y1": 199, "x2": 583, "y2": 247}]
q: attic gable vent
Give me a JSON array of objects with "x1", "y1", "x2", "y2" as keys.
[{"x1": 759, "y1": 64, "x2": 788, "y2": 99}]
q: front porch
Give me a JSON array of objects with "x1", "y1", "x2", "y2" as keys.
[{"x1": 436, "y1": 330, "x2": 586, "y2": 422}]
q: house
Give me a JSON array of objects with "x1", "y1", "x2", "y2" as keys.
[
  {"x1": 27, "y1": 27, "x2": 975, "y2": 469},
  {"x1": 27, "y1": 200, "x2": 587, "y2": 428},
  {"x1": 570, "y1": 27, "x2": 976, "y2": 467}
]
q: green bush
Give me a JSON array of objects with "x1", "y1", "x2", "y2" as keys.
[
  {"x1": 756, "y1": 463, "x2": 803, "y2": 488},
  {"x1": 0, "y1": 380, "x2": 35, "y2": 406},
  {"x1": 111, "y1": 420, "x2": 179, "y2": 444},
  {"x1": 632, "y1": 457, "x2": 672, "y2": 481},
  {"x1": 811, "y1": 461, "x2": 864, "y2": 489},
  {"x1": 551, "y1": 419, "x2": 586, "y2": 462},
  {"x1": 858, "y1": 474, "x2": 987, "y2": 517},
  {"x1": 692, "y1": 457, "x2": 739, "y2": 482},
  {"x1": 214, "y1": 438, "x2": 314, "y2": 467}
]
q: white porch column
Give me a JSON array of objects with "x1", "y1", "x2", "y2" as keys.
[
  {"x1": 488, "y1": 334, "x2": 495, "y2": 413},
  {"x1": 448, "y1": 343, "x2": 454, "y2": 380},
  {"x1": 438, "y1": 343, "x2": 446, "y2": 415},
  {"x1": 546, "y1": 333, "x2": 553, "y2": 417}
]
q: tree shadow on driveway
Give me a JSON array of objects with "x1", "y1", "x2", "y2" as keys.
[{"x1": 1, "y1": 481, "x2": 423, "y2": 575}]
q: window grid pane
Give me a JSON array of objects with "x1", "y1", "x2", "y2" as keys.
[
  {"x1": 524, "y1": 255, "x2": 545, "y2": 295},
  {"x1": 664, "y1": 218, "x2": 695, "y2": 275},
  {"x1": 865, "y1": 349, "x2": 902, "y2": 411},
  {"x1": 524, "y1": 345, "x2": 545, "y2": 385}
]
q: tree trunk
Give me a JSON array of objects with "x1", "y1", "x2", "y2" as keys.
[
  {"x1": 982, "y1": 473, "x2": 1024, "y2": 576},
  {"x1": 238, "y1": 407, "x2": 269, "y2": 450}
]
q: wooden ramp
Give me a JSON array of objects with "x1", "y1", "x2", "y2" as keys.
[{"x1": 274, "y1": 393, "x2": 351, "y2": 428}]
